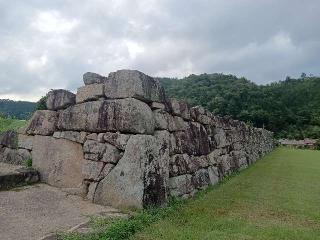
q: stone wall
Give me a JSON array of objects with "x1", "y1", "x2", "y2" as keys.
[{"x1": 0, "y1": 69, "x2": 273, "y2": 209}]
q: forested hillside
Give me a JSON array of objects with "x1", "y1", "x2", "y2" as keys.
[
  {"x1": 159, "y1": 74, "x2": 320, "y2": 139},
  {"x1": 0, "y1": 99, "x2": 36, "y2": 119}
]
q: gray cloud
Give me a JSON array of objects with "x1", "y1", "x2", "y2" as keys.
[{"x1": 0, "y1": 0, "x2": 319, "y2": 101}]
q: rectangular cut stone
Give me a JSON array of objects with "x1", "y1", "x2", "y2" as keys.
[
  {"x1": 0, "y1": 131, "x2": 17, "y2": 148},
  {"x1": 169, "y1": 174, "x2": 194, "y2": 197},
  {"x1": 25, "y1": 110, "x2": 58, "y2": 136},
  {"x1": 57, "y1": 98, "x2": 155, "y2": 134},
  {"x1": 53, "y1": 131, "x2": 87, "y2": 144},
  {"x1": 46, "y1": 89, "x2": 76, "y2": 110},
  {"x1": 105, "y1": 70, "x2": 166, "y2": 103},
  {"x1": 18, "y1": 134, "x2": 33, "y2": 150},
  {"x1": 76, "y1": 84, "x2": 104, "y2": 103},
  {"x1": 192, "y1": 169, "x2": 210, "y2": 190},
  {"x1": 168, "y1": 98, "x2": 191, "y2": 120},
  {"x1": 82, "y1": 160, "x2": 105, "y2": 181},
  {"x1": 32, "y1": 136, "x2": 85, "y2": 190},
  {"x1": 174, "y1": 122, "x2": 211, "y2": 156}
]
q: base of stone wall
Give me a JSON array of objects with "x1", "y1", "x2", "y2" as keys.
[{"x1": 0, "y1": 163, "x2": 39, "y2": 190}]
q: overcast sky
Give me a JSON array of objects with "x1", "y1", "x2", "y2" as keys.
[{"x1": 1, "y1": 0, "x2": 319, "y2": 101}]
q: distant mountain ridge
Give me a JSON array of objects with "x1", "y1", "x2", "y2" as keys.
[{"x1": 0, "y1": 99, "x2": 36, "y2": 119}]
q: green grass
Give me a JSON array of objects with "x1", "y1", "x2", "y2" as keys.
[
  {"x1": 133, "y1": 148, "x2": 320, "y2": 240},
  {"x1": 0, "y1": 117, "x2": 26, "y2": 133},
  {"x1": 62, "y1": 148, "x2": 320, "y2": 240}
]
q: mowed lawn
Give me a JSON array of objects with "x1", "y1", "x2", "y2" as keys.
[
  {"x1": 132, "y1": 148, "x2": 320, "y2": 240},
  {"x1": 0, "y1": 117, "x2": 26, "y2": 133}
]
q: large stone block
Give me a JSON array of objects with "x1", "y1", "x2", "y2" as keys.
[
  {"x1": 18, "y1": 134, "x2": 33, "y2": 150},
  {"x1": 169, "y1": 174, "x2": 194, "y2": 197},
  {"x1": 192, "y1": 168, "x2": 210, "y2": 189},
  {"x1": 168, "y1": 98, "x2": 191, "y2": 120},
  {"x1": 105, "y1": 70, "x2": 166, "y2": 103},
  {"x1": 174, "y1": 122, "x2": 211, "y2": 156},
  {"x1": 76, "y1": 84, "x2": 105, "y2": 103},
  {"x1": 214, "y1": 128, "x2": 228, "y2": 148},
  {"x1": 83, "y1": 72, "x2": 106, "y2": 85},
  {"x1": 0, "y1": 131, "x2": 17, "y2": 148},
  {"x1": 58, "y1": 98, "x2": 155, "y2": 134},
  {"x1": 94, "y1": 134, "x2": 169, "y2": 209},
  {"x1": 153, "y1": 110, "x2": 188, "y2": 132},
  {"x1": 208, "y1": 166, "x2": 219, "y2": 185},
  {"x1": 46, "y1": 89, "x2": 76, "y2": 110},
  {"x1": 32, "y1": 136, "x2": 85, "y2": 192},
  {"x1": 25, "y1": 110, "x2": 58, "y2": 136}
]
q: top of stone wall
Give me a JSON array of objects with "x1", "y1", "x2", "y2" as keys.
[{"x1": 32, "y1": 68, "x2": 272, "y2": 137}]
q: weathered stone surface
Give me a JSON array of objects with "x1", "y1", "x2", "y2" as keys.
[
  {"x1": 153, "y1": 110, "x2": 188, "y2": 132},
  {"x1": 217, "y1": 154, "x2": 232, "y2": 176},
  {"x1": 169, "y1": 154, "x2": 191, "y2": 177},
  {"x1": 76, "y1": 84, "x2": 105, "y2": 103},
  {"x1": 169, "y1": 174, "x2": 193, "y2": 197},
  {"x1": 18, "y1": 134, "x2": 33, "y2": 150},
  {"x1": 17, "y1": 149, "x2": 31, "y2": 162},
  {"x1": 84, "y1": 153, "x2": 100, "y2": 161},
  {"x1": 83, "y1": 140, "x2": 121, "y2": 163},
  {"x1": 174, "y1": 122, "x2": 210, "y2": 155},
  {"x1": 192, "y1": 168, "x2": 210, "y2": 189},
  {"x1": 87, "y1": 181, "x2": 98, "y2": 201},
  {"x1": 25, "y1": 110, "x2": 58, "y2": 136},
  {"x1": 46, "y1": 89, "x2": 76, "y2": 110},
  {"x1": 82, "y1": 160, "x2": 105, "y2": 181},
  {"x1": 86, "y1": 133, "x2": 98, "y2": 141},
  {"x1": 94, "y1": 134, "x2": 169, "y2": 209},
  {"x1": 105, "y1": 70, "x2": 166, "y2": 103},
  {"x1": 208, "y1": 166, "x2": 219, "y2": 185},
  {"x1": 0, "y1": 165, "x2": 39, "y2": 190},
  {"x1": 230, "y1": 150, "x2": 248, "y2": 169},
  {"x1": 150, "y1": 102, "x2": 165, "y2": 110},
  {"x1": 32, "y1": 136, "x2": 85, "y2": 190},
  {"x1": 153, "y1": 109, "x2": 169, "y2": 130},
  {"x1": 168, "y1": 98, "x2": 191, "y2": 120},
  {"x1": 83, "y1": 140, "x2": 106, "y2": 159},
  {"x1": 58, "y1": 98, "x2": 154, "y2": 134},
  {"x1": 0, "y1": 147, "x2": 30, "y2": 165},
  {"x1": 53, "y1": 131, "x2": 87, "y2": 144},
  {"x1": 83, "y1": 72, "x2": 106, "y2": 85},
  {"x1": 208, "y1": 149, "x2": 223, "y2": 166},
  {"x1": 0, "y1": 130, "x2": 17, "y2": 148},
  {"x1": 101, "y1": 144, "x2": 121, "y2": 164},
  {"x1": 190, "y1": 106, "x2": 213, "y2": 125},
  {"x1": 172, "y1": 116, "x2": 188, "y2": 131},
  {"x1": 103, "y1": 132, "x2": 131, "y2": 150},
  {"x1": 169, "y1": 154, "x2": 209, "y2": 177},
  {"x1": 214, "y1": 128, "x2": 228, "y2": 148}
]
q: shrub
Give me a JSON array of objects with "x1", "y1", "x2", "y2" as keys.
[{"x1": 24, "y1": 158, "x2": 32, "y2": 168}]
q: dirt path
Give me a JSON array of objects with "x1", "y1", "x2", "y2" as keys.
[{"x1": 0, "y1": 183, "x2": 123, "y2": 240}]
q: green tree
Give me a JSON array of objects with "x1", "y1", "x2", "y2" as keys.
[{"x1": 36, "y1": 96, "x2": 48, "y2": 110}]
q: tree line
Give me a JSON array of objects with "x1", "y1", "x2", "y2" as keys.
[{"x1": 159, "y1": 74, "x2": 320, "y2": 139}]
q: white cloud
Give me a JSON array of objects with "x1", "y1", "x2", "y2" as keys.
[
  {"x1": 0, "y1": 0, "x2": 319, "y2": 100},
  {"x1": 31, "y1": 11, "x2": 78, "y2": 34}
]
